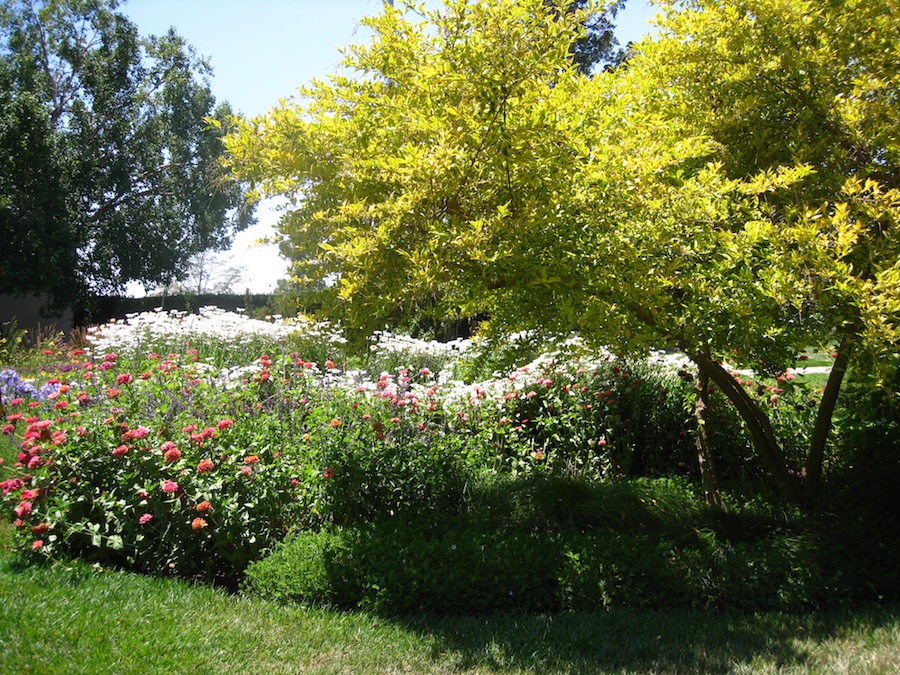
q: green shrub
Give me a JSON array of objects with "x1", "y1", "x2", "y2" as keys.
[{"x1": 244, "y1": 476, "x2": 832, "y2": 614}]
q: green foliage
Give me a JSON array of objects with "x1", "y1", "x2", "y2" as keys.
[
  {"x1": 244, "y1": 476, "x2": 833, "y2": 614},
  {"x1": 0, "y1": 0, "x2": 254, "y2": 311},
  {"x1": 0, "y1": 320, "x2": 28, "y2": 365}
]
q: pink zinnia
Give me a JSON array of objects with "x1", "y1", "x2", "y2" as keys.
[
  {"x1": 216, "y1": 418, "x2": 233, "y2": 431},
  {"x1": 197, "y1": 459, "x2": 215, "y2": 473},
  {"x1": 322, "y1": 467, "x2": 335, "y2": 480},
  {"x1": 161, "y1": 480, "x2": 179, "y2": 494},
  {"x1": 164, "y1": 448, "x2": 181, "y2": 463},
  {"x1": 240, "y1": 466, "x2": 252, "y2": 476},
  {"x1": 32, "y1": 540, "x2": 43, "y2": 550},
  {"x1": 14, "y1": 501, "x2": 32, "y2": 518},
  {"x1": 115, "y1": 373, "x2": 132, "y2": 385},
  {"x1": 112, "y1": 444, "x2": 129, "y2": 457},
  {"x1": 139, "y1": 513, "x2": 153, "y2": 525}
]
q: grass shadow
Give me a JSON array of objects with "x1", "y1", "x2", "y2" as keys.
[{"x1": 387, "y1": 605, "x2": 900, "y2": 674}]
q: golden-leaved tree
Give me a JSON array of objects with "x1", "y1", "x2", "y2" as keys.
[{"x1": 226, "y1": 0, "x2": 900, "y2": 505}]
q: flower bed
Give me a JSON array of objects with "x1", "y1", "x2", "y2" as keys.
[{"x1": 1, "y1": 309, "x2": 700, "y2": 588}]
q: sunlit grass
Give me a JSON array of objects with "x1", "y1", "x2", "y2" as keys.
[{"x1": 0, "y1": 550, "x2": 897, "y2": 674}]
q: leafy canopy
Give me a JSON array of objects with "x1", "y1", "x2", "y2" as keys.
[
  {"x1": 227, "y1": 0, "x2": 900, "y2": 503},
  {"x1": 0, "y1": 0, "x2": 254, "y2": 312}
]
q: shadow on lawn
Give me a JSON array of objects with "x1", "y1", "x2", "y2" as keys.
[{"x1": 388, "y1": 605, "x2": 899, "y2": 674}]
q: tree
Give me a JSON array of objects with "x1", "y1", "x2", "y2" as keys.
[
  {"x1": 225, "y1": 0, "x2": 900, "y2": 505},
  {"x1": 0, "y1": 0, "x2": 254, "y2": 314},
  {"x1": 563, "y1": 0, "x2": 626, "y2": 73}
]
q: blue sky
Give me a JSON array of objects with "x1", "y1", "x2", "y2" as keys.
[{"x1": 123, "y1": 0, "x2": 657, "y2": 294}]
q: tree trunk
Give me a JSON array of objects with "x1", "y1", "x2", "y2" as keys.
[
  {"x1": 804, "y1": 334, "x2": 854, "y2": 505},
  {"x1": 691, "y1": 351, "x2": 801, "y2": 505},
  {"x1": 694, "y1": 367, "x2": 722, "y2": 508}
]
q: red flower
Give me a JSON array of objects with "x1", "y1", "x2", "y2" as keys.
[
  {"x1": 322, "y1": 467, "x2": 335, "y2": 479},
  {"x1": 164, "y1": 448, "x2": 181, "y2": 463},
  {"x1": 31, "y1": 522, "x2": 49, "y2": 535},
  {"x1": 216, "y1": 418, "x2": 233, "y2": 431},
  {"x1": 197, "y1": 459, "x2": 215, "y2": 474}
]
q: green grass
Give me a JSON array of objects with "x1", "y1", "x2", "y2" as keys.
[{"x1": 0, "y1": 547, "x2": 897, "y2": 674}]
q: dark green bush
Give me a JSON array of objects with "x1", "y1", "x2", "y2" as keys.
[{"x1": 243, "y1": 476, "x2": 833, "y2": 614}]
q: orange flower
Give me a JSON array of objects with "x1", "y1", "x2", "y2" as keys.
[
  {"x1": 328, "y1": 418, "x2": 342, "y2": 428},
  {"x1": 196, "y1": 501, "x2": 212, "y2": 514},
  {"x1": 191, "y1": 517, "x2": 208, "y2": 530},
  {"x1": 196, "y1": 459, "x2": 215, "y2": 473}
]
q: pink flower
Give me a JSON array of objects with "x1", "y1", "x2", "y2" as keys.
[
  {"x1": 112, "y1": 444, "x2": 129, "y2": 457},
  {"x1": 217, "y1": 418, "x2": 233, "y2": 431},
  {"x1": 32, "y1": 540, "x2": 43, "y2": 550},
  {"x1": 191, "y1": 517, "x2": 208, "y2": 530},
  {"x1": 115, "y1": 373, "x2": 133, "y2": 386},
  {"x1": 240, "y1": 466, "x2": 252, "y2": 476},
  {"x1": 139, "y1": 513, "x2": 153, "y2": 525},
  {"x1": 197, "y1": 459, "x2": 215, "y2": 473},
  {"x1": 160, "y1": 480, "x2": 179, "y2": 494},
  {"x1": 325, "y1": 359, "x2": 336, "y2": 369},
  {"x1": 164, "y1": 448, "x2": 181, "y2": 463},
  {"x1": 2, "y1": 424, "x2": 14, "y2": 435},
  {"x1": 14, "y1": 501, "x2": 33, "y2": 518}
]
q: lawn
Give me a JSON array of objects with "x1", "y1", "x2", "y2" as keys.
[{"x1": 1, "y1": 544, "x2": 898, "y2": 674}]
